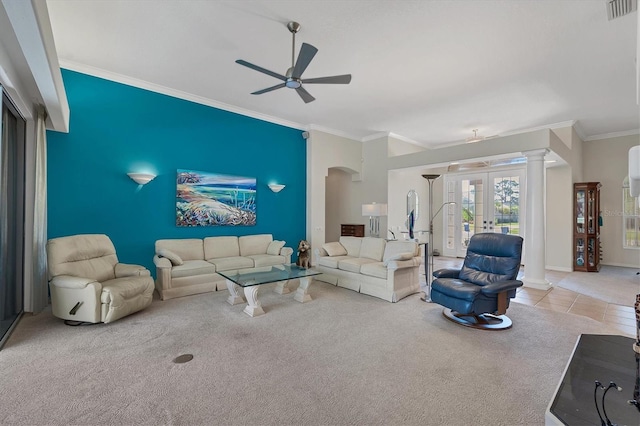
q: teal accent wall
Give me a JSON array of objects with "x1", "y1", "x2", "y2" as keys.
[{"x1": 47, "y1": 70, "x2": 306, "y2": 274}]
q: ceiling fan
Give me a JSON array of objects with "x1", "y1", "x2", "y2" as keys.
[{"x1": 235, "y1": 21, "x2": 352, "y2": 103}]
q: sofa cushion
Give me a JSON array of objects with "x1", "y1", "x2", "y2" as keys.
[
  {"x1": 338, "y1": 257, "x2": 378, "y2": 273},
  {"x1": 248, "y1": 254, "x2": 286, "y2": 267},
  {"x1": 157, "y1": 248, "x2": 183, "y2": 266},
  {"x1": 170, "y1": 260, "x2": 217, "y2": 279},
  {"x1": 156, "y1": 239, "x2": 204, "y2": 261},
  {"x1": 359, "y1": 237, "x2": 386, "y2": 261},
  {"x1": 382, "y1": 252, "x2": 414, "y2": 266},
  {"x1": 209, "y1": 256, "x2": 254, "y2": 272},
  {"x1": 266, "y1": 240, "x2": 285, "y2": 255},
  {"x1": 318, "y1": 255, "x2": 352, "y2": 269},
  {"x1": 383, "y1": 241, "x2": 419, "y2": 262},
  {"x1": 204, "y1": 236, "x2": 239, "y2": 260},
  {"x1": 323, "y1": 242, "x2": 348, "y2": 257},
  {"x1": 339, "y1": 237, "x2": 363, "y2": 257},
  {"x1": 360, "y1": 262, "x2": 388, "y2": 279},
  {"x1": 239, "y1": 234, "x2": 273, "y2": 256}
]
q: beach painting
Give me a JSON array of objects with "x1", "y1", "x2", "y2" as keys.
[{"x1": 176, "y1": 169, "x2": 256, "y2": 227}]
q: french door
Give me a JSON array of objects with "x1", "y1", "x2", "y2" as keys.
[{"x1": 443, "y1": 168, "x2": 525, "y2": 258}]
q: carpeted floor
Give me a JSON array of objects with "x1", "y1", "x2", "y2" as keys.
[{"x1": 0, "y1": 281, "x2": 620, "y2": 425}]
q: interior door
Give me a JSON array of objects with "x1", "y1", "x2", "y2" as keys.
[{"x1": 444, "y1": 168, "x2": 525, "y2": 258}]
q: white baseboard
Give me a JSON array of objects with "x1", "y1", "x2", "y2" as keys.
[
  {"x1": 545, "y1": 265, "x2": 572, "y2": 272},
  {"x1": 600, "y1": 262, "x2": 640, "y2": 269}
]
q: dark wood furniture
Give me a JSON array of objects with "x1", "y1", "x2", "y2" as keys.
[
  {"x1": 341, "y1": 224, "x2": 364, "y2": 237},
  {"x1": 573, "y1": 182, "x2": 602, "y2": 272}
]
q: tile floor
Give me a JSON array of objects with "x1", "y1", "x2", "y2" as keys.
[
  {"x1": 512, "y1": 286, "x2": 636, "y2": 337},
  {"x1": 425, "y1": 256, "x2": 638, "y2": 338}
]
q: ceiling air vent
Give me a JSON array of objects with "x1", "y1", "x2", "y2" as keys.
[{"x1": 606, "y1": 0, "x2": 637, "y2": 20}]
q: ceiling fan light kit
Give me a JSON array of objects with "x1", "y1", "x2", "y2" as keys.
[
  {"x1": 465, "y1": 129, "x2": 499, "y2": 144},
  {"x1": 235, "y1": 21, "x2": 352, "y2": 103},
  {"x1": 466, "y1": 129, "x2": 485, "y2": 143}
]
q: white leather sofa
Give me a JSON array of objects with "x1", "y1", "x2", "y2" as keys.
[
  {"x1": 153, "y1": 234, "x2": 293, "y2": 300},
  {"x1": 314, "y1": 236, "x2": 421, "y2": 302}
]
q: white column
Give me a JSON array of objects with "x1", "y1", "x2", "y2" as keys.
[{"x1": 522, "y1": 149, "x2": 551, "y2": 290}]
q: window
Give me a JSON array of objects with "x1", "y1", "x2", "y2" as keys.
[{"x1": 622, "y1": 177, "x2": 639, "y2": 249}]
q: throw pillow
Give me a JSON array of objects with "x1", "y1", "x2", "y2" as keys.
[
  {"x1": 382, "y1": 252, "x2": 414, "y2": 266},
  {"x1": 267, "y1": 240, "x2": 285, "y2": 255},
  {"x1": 323, "y1": 242, "x2": 348, "y2": 257},
  {"x1": 157, "y1": 248, "x2": 184, "y2": 266}
]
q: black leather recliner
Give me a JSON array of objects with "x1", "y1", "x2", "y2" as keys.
[{"x1": 430, "y1": 233, "x2": 524, "y2": 330}]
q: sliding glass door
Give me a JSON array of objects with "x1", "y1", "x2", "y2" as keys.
[
  {"x1": 0, "y1": 89, "x2": 25, "y2": 348},
  {"x1": 444, "y1": 168, "x2": 525, "y2": 258}
]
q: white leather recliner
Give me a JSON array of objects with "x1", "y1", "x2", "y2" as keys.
[{"x1": 46, "y1": 234, "x2": 154, "y2": 324}]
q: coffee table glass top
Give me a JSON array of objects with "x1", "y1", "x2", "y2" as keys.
[{"x1": 218, "y1": 264, "x2": 321, "y2": 287}]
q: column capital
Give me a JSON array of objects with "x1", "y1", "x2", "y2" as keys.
[{"x1": 521, "y1": 148, "x2": 549, "y2": 160}]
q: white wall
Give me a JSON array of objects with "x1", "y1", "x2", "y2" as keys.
[
  {"x1": 361, "y1": 136, "x2": 389, "y2": 236},
  {"x1": 583, "y1": 134, "x2": 640, "y2": 268},
  {"x1": 545, "y1": 165, "x2": 573, "y2": 271},
  {"x1": 307, "y1": 130, "x2": 362, "y2": 251}
]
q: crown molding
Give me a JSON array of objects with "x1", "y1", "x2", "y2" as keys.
[
  {"x1": 498, "y1": 120, "x2": 578, "y2": 138},
  {"x1": 361, "y1": 131, "x2": 389, "y2": 142},
  {"x1": 307, "y1": 124, "x2": 362, "y2": 141},
  {"x1": 584, "y1": 128, "x2": 640, "y2": 141},
  {"x1": 387, "y1": 132, "x2": 422, "y2": 146},
  {"x1": 361, "y1": 131, "x2": 427, "y2": 147},
  {"x1": 59, "y1": 60, "x2": 307, "y2": 132}
]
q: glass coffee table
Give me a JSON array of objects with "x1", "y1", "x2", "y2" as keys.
[{"x1": 218, "y1": 264, "x2": 321, "y2": 317}]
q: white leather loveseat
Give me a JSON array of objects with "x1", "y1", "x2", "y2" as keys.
[
  {"x1": 153, "y1": 234, "x2": 293, "y2": 300},
  {"x1": 314, "y1": 236, "x2": 421, "y2": 302}
]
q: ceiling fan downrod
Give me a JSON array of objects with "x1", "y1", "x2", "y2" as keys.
[
  {"x1": 287, "y1": 21, "x2": 300, "y2": 71},
  {"x1": 285, "y1": 21, "x2": 302, "y2": 87}
]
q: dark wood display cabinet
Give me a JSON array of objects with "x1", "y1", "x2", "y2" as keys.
[
  {"x1": 341, "y1": 224, "x2": 365, "y2": 237},
  {"x1": 573, "y1": 182, "x2": 602, "y2": 272}
]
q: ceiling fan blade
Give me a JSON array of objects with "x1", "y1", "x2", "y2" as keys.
[
  {"x1": 303, "y1": 74, "x2": 352, "y2": 84},
  {"x1": 292, "y1": 43, "x2": 318, "y2": 78},
  {"x1": 295, "y1": 86, "x2": 315, "y2": 103},
  {"x1": 236, "y1": 60, "x2": 287, "y2": 81},
  {"x1": 251, "y1": 83, "x2": 286, "y2": 95}
]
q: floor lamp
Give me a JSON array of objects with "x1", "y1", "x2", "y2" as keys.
[{"x1": 420, "y1": 174, "x2": 456, "y2": 302}]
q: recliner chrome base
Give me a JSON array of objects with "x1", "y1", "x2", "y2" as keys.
[{"x1": 442, "y1": 308, "x2": 513, "y2": 330}]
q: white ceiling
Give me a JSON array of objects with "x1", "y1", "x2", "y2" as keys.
[{"x1": 45, "y1": 0, "x2": 639, "y2": 146}]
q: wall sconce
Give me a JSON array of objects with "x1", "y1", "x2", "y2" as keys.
[
  {"x1": 268, "y1": 183, "x2": 286, "y2": 193},
  {"x1": 127, "y1": 173, "x2": 156, "y2": 185},
  {"x1": 362, "y1": 202, "x2": 387, "y2": 237}
]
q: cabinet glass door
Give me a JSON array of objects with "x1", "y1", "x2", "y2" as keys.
[{"x1": 576, "y1": 189, "x2": 585, "y2": 234}]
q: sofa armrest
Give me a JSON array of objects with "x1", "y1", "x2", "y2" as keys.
[
  {"x1": 432, "y1": 269, "x2": 460, "y2": 279},
  {"x1": 280, "y1": 247, "x2": 293, "y2": 257},
  {"x1": 480, "y1": 280, "x2": 523, "y2": 295},
  {"x1": 50, "y1": 275, "x2": 101, "y2": 290},
  {"x1": 115, "y1": 263, "x2": 151, "y2": 277},
  {"x1": 153, "y1": 255, "x2": 172, "y2": 269},
  {"x1": 386, "y1": 257, "x2": 421, "y2": 270},
  {"x1": 314, "y1": 247, "x2": 328, "y2": 257}
]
